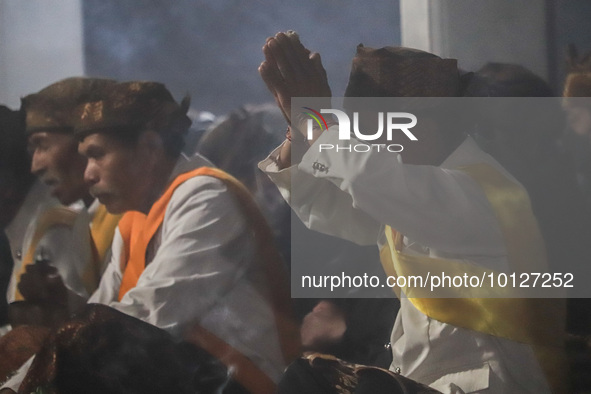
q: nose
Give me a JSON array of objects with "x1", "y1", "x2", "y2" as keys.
[
  {"x1": 84, "y1": 161, "x2": 100, "y2": 186},
  {"x1": 30, "y1": 151, "x2": 46, "y2": 177}
]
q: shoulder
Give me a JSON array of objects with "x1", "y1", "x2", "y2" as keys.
[
  {"x1": 169, "y1": 172, "x2": 232, "y2": 208},
  {"x1": 164, "y1": 171, "x2": 244, "y2": 225}
]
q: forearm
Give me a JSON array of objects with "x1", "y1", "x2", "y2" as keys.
[
  {"x1": 260, "y1": 143, "x2": 380, "y2": 245},
  {"x1": 299, "y1": 132, "x2": 506, "y2": 254}
]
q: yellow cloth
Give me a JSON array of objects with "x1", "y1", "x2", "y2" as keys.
[
  {"x1": 379, "y1": 163, "x2": 566, "y2": 393},
  {"x1": 83, "y1": 204, "x2": 121, "y2": 295},
  {"x1": 89, "y1": 204, "x2": 121, "y2": 267}
]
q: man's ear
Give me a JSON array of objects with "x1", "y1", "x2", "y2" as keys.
[
  {"x1": 138, "y1": 130, "x2": 164, "y2": 154},
  {"x1": 136, "y1": 130, "x2": 166, "y2": 170}
]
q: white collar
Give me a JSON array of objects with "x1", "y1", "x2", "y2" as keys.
[{"x1": 440, "y1": 135, "x2": 517, "y2": 182}]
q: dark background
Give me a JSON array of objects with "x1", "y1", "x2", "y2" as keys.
[{"x1": 83, "y1": 0, "x2": 401, "y2": 116}]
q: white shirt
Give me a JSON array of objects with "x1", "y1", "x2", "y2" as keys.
[{"x1": 259, "y1": 128, "x2": 550, "y2": 393}]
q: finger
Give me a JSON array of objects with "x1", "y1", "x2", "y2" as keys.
[
  {"x1": 267, "y1": 37, "x2": 296, "y2": 83},
  {"x1": 310, "y1": 52, "x2": 332, "y2": 96},
  {"x1": 274, "y1": 32, "x2": 317, "y2": 80},
  {"x1": 259, "y1": 61, "x2": 292, "y2": 123},
  {"x1": 25, "y1": 261, "x2": 58, "y2": 277},
  {"x1": 263, "y1": 41, "x2": 293, "y2": 95},
  {"x1": 262, "y1": 41, "x2": 278, "y2": 65},
  {"x1": 18, "y1": 273, "x2": 42, "y2": 300},
  {"x1": 259, "y1": 60, "x2": 289, "y2": 98},
  {"x1": 310, "y1": 52, "x2": 325, "y2": 77},
  {"x1": 282, "y1": 32, "x2": 317, "y2": 76},
  {"x1": 46, "y1": 273, "x2": 65, "y2": 287}
]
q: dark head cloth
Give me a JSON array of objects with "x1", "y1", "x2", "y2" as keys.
[
  {"x1": 563, "y1": 45, "x2": 591, "y2": 98},
  {"x1": 468, "y1": 62, "x2": 553, "y2": 97},
  {"x1": 344, "y1": 45, "x2": 460, "y2": 98},
  {"x1": 22, "y1": 77, "x2": 117, "y2": 135},
  {"x1": 73, "y1": 81, "x2": 192, "y2": 140}
]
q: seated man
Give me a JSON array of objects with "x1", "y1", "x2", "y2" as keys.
[
  {"x1": 8, "y1": 78, "x2": 121, "y2": 326},
  {"x1": 22, "y1": 77, "x2": 122, "y2": 282},
  {"x1": 258, "y1": 32, "x2": 564, "y2": 393},
  {"x1": 1, "y1": 81, "x2": 298, "y2": 393},
  {"x1": 0, "y1": 103, "x2": 87, "y2": 328}
]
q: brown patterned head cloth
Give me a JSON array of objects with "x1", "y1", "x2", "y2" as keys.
[
  {"x1": 344, "y1": 45, "x2": 460, "y2": 98},
  {"x1": 73, "y1": 81, "x2": 192, "y2": 144},
  {"x1": 563, "y1": 44, "x2": 591, "y2": 98},
  {"x1": 21, "y1": 77, "x2": 117, "y2": 135}
]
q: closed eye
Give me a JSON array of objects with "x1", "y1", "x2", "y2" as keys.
[{"x1": 82, "y1": 145, "x2": 106, "y2": 160}]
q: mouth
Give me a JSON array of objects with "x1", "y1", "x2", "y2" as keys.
[{"x1": 91, "y1": 191, "x2": 110, "y2": 203}]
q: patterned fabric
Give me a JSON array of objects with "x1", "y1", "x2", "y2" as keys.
[
  {"x1": 344, "y1": 45, "x2": 459, "y2": 98},
  {"x1": 17, "y1": 303, "x2": 253, "y2": 393},
  {"x1": 73, "y1": 81, "x2": 191, "y2": 140},
  {"x1": 22, "y1": 78, "x2": 116, "y2": 134},
  {"x1": 18, "y1": 304, "x2": 203, "y2": 394}
]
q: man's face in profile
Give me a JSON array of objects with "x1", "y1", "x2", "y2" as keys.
[
  {"x1": 78, "y1": 132, "x2": 149, "y2": 214},
  {"x1": 28, "y1": 131, "x2": 88, "y2": 206}
]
